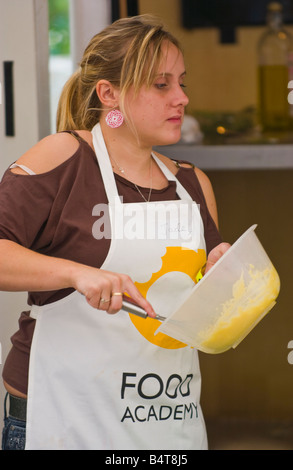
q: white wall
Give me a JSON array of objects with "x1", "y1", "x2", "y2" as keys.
[
  {"x1": 0, "y1": 0, "x2": 50, "y2": 175},
  {"x1": 0, "y1": 0, "x2": 50, "y2": 432},
  {"x1": 70, "y1": 0, "x2": 111, "y2": 68}
]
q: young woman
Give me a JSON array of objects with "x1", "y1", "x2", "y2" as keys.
[{"x1": 1, "y1": 15, "x2": 229, "y2": 450}]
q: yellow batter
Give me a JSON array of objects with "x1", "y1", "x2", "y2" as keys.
[{"x1": 199, "y1": 265, "x2": 280, "y2": 353}]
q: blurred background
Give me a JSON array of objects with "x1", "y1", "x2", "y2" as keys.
[{"x1": 0, "y1": 0, "x2": 293, "y2": 450}]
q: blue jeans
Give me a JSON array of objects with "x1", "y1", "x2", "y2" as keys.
[{"x1": 2, "y1": 394, "x2": 26, "y2": 450}]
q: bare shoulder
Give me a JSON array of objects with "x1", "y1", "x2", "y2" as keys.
[
  {"x1": 11, "y1": 130, "x2": 93, "y2": 175},
  {"x1": 194, "y1": 167, "x2": 213, "y2": 193}
]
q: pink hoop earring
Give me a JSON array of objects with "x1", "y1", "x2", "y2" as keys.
[{"x1": 105, "y1": 109, "x2": 124, "y2": 128}]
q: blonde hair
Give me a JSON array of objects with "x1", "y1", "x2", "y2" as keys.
[{"x1": 56, "y1": 14, "x2": 182, "y2": 132}]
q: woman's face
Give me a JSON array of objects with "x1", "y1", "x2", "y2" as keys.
[{"x1": 124, "y1": 41, "x2": 189, "y2": 148}]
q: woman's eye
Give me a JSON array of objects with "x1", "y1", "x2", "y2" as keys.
[{"x1": 155, "y1": 83, "x2": 167, "y2": 89}]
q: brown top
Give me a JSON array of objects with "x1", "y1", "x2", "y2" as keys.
[{"x1": 1, "y1": 133, "x2": 222, "y2": 394}]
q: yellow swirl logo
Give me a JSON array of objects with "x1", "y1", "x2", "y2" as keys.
[{"x1": 128, "y1": 246, "x2": 206, "y2": 349}]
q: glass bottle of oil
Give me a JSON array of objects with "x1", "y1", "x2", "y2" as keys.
[{"x1": 258, "y1": 2, "x2": 293, "y2": 131}]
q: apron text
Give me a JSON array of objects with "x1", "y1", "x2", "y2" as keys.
[{"x1": 120, "y1": 372, "x2": 199, "y2": 423}]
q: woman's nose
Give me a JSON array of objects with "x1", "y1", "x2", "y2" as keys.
[{"x1": 175, "y1": 85, "x2": 189, "y2": 107}]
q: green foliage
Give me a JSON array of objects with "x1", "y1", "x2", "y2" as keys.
[
  {"x1": 191, "y1": 107, "x2": 257, "y2": 144},
  {"x1": 49, "y1": 0, "x2": 70, "y2": 55}
]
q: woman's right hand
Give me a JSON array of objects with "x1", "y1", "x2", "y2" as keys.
[
  {"x1": 72, "y1": 265, "x2": 156, "y2": 317},
  {"x1": 0, "y1": 240, "x2": 155, "y2": 317}
]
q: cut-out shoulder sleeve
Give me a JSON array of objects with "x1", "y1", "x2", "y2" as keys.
[
  {"x1": 8, "y1": 131, "x2": 90, "y2": 177},
  {"x1": 10, "y1": 163, "x2": 36, "y2": 175},
  {"x1": 0, "y1": 135, "x2": 95, "y2": 249}
]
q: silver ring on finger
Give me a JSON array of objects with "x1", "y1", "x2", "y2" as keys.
[{"x1": 100, "y1": 298, "x2": 111, "y2": 304}]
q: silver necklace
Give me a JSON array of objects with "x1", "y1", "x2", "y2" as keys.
[{"x1": 110, "y1": 155, "x2": 153, "y2": 203}]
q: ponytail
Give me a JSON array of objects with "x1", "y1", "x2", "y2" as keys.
[
  {"x1": 56, "y1": 70, "x2": 79, "y2": 131},
  {"x1": 56, "y1": 68, "x2": 101, "y2": 132}
]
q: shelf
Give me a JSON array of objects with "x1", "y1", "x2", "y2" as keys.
[{"x1": 154, "y1": 144, "x2": 293, "y2": 170}]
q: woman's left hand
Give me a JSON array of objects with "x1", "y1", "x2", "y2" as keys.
[{"x1": 205, "y1": 242, "x2": 231, "y2": 274}]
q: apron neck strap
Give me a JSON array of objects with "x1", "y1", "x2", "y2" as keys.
[{"x1": 91, "y1": 123, "x2": 193, "y2": 204}]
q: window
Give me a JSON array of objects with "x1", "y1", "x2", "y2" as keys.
[{"x1": 49, "y1": 0, "x2": 72, "y2": 132}]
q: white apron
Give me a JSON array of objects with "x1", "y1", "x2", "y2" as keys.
[{"x1": 25, "y1": 123, "x2": 208, "y2": 450}]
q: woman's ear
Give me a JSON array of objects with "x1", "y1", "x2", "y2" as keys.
[{"x1": 96, "y1": 80, "x2": 120, "y2": 109}]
